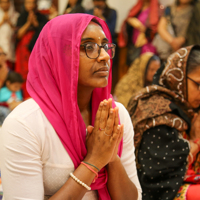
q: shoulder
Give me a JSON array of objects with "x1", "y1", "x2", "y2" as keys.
[
  {"x1": 115, "y1": 101, "x2": 129, "y2": 118},
  {"x1": 0, "y1": 87, "x2": 8, "y2": 92},
  {"x1": 1, "y1": 99, "x2": 54, "y2": 147},
  {"x1": 3, "y1": 99, "x2": 50, "y2": 134}
]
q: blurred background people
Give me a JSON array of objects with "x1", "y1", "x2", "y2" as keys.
[
  {"x1": 118, "y1": 0, "x2": 160, "y2": 66},
  {"x1": 48, "y1": 3, "x2": 58, "y2": 20},
  {"x1": 64, "y1": 0, "x2": 85, "y2": 14},
  {"x1": 185, "y1": 0, "x2": 200, "y2": 46},
  {"x1": 114, "y1": 52, "x2": 160, "y2": 108},
  {"x1": 15, "y1": 0, "x2": 47, "y2": 100},
  {"x1": 87, "y1": 0, "x2": 117, "y2": 41},
  {"x1": 0, "y1": 0, "x2": 19, "y2": 69},
  {"x1": 0, "y1": 47, "x2": 9, "y2": 89},
  {"x1": 153, "y1": 0, "x2": 195, "y2": 61},
  {"x1": 0, "y1": 71, "x2": 23, "y2": 126}
]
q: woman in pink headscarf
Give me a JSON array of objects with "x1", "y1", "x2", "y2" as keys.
[{"x1": 0, "y1": 14, "x2": 142, "y2": 200}]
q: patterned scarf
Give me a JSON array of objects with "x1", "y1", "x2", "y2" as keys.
[{"x1": 127, "y1": 45, "x2": 199, "y2": 165}]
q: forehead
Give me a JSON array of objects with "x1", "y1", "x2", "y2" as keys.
[
  {"x1": 25, "y1": 0, "x2": 35, "y2": 3},
  {"x1": 81, "y1": 22, "x2": 107, "y2": 39},
  {"x1": 0, "y1": 0, "x2": 9, "y2": 4}
]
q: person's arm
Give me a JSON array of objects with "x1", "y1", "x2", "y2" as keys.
[
  {"x1": 157, "y1": 16, "x2": 174, "y2": 44},
  {"x1": 106, "y1": 102, "x2": 142, "y2": 200},
  {"x1": 0, "y1": 13, "x2": 7, "y2": 27},
  {"x1": 17, "y1": 21, "x2": 31, "y2": 39},
  {"x1": 127, "y1": 17, "x2": 146, "y2": 32}
]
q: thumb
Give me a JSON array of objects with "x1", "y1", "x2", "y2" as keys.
[{"x1": 87, "y1": 125, "x2": 94, "y2": 135}]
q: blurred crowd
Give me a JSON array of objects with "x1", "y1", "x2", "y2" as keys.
[{"x1": 0, "y1": 0, "x2": 200, "y2": 122}]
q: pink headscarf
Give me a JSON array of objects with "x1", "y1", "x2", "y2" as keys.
[{"x1": 26, "y1": 14, "x2": 123, "y2": 199}]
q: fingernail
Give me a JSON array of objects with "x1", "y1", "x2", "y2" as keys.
[
  {"x1": 110, "y1": 109, "x2": 113, "y2": 113},
  {"x1": 117, "y1": 125, "x2": 120, "y2": 130},
  {"x1": 100, "y1": 102, "x2": 103, "y2": 106},
  {"x1": 104, "y1": 101, "x2": 107, "y2": 106}
]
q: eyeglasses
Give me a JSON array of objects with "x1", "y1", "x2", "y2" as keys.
[
  {"x1": 80, "y1": 42, "x2": 116, "y2": 59},
  {"x1": 187, "y1": 76, "x2": 200, "y2": 91}
]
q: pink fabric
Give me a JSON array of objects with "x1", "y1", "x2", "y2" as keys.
[
  {"x1": 132, "y1": 8, "x2": 156, "y2": 54},
  {"x1": 26, "y1": 14, "x2": 123, "y2": 199}
]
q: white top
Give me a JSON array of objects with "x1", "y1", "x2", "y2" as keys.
[{"x1": 0, "y1": 99, "x2": 142, "y2": 200}]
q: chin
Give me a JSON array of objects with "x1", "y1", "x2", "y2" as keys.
[{"x1": 95, "y1": 80, "x2": 108, "y2": 88}]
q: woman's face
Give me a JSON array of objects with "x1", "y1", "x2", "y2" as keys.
[
  {"x1": 68, "y1": 0, "x2": 78, "y2": 6},
  {"x1": 146, "y1": 60, "x2": 160, "y2": 83},
  {"x1": 25, "y1": 0, "x2": 36, "y2": 12},
  {"x1": 93, "y1": 0, "x2": 106, "y2": 9},
  {"x1": 178, "y1": 0, "x2": 193, "y2": 5},
  {"x1": 79, "y1": 22, "x2": 110, "y2": 89},
  {"x1": 0, "y1": 0, "x2": 10, "y2": 12},
  {"x1": 187, "y1": 67, "x2": 200, "y2": 108}
]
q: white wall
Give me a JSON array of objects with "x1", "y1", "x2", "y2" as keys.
[{"x1": 107, "y1": 0, "x2": 137, "y2": 33}]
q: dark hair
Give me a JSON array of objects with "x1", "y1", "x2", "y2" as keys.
[
  {"x1": 187, "y1": 49, "x2": 200, "y2": 74},
  {"x1": 176, "y1": 0, "x2": 196, "y2": 5},
  {"x1": 66, "y1": 0, "x2": 83, "y2": 8},
  {"x1": 145, "y1": 55, "x2": 160, "y2": 86},
  {"x1": 6, "y1": 71, "x2": 24, "y2": 84},
  {"x1": 91, "y1": 18, "x2": 102, "y2": 27}
]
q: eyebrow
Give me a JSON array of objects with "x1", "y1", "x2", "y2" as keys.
[{"x1": 81, "y1": 37, "x2": 109, "y2": 42}]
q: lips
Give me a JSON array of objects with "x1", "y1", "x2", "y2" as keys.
[{"x1": 95, "y1": 66, "x2": 109, "y2": 73}]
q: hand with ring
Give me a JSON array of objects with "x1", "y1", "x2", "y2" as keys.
[{"x1": 84, "y1": 98, "x2": 123, "y2": 170}]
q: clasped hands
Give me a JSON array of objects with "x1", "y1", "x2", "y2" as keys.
[
  {"x1": 27, "y1": 11, "x2": 39, "y2": 27},
  {"x1": 84, "y1": 98, "x2": 123, "y2": 171}
]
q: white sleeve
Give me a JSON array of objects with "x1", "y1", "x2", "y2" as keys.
[
  {"x1": 116, "y1": 102, "x2": 142, "y2": 200},
  {"x1": 0, "y1": 117, "x2": 44, "y2": 200}
]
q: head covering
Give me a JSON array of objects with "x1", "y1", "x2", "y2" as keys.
[
  {"x1": 27, "y1": 13, "x2": 122, "y2": 199},
  {"x1": 114, "y1": 52, "x2": 154, "y2": 108},
  {"x1": 127, "y1": 45, "x2": 200, "y2": 164},
  {"x1": 118, "y1": 0, "x2": 160, "y2": 47}
]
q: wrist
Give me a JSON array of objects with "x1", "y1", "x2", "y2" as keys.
[
  {"x1": 83, "y1": 156, "x2": 105, "y2": 172},
  {"x1": 108, "y1": 155, "x2": 120, "y2": 166}
]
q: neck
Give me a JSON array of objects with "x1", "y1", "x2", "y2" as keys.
[
  {"x1": 77, "y1": 85, "x2": 93, "y2": 112},
  {"x1": 142, "y1": 1, "x2": 150, "y2": 9}
]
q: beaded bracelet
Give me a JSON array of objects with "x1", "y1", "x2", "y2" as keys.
[
  {"x1": 194, "y1": 138, "x2": 200, "y2": 151},
  {"x1": 81, "y1": 162, "x2": 98, "y2": 183},
  {"x1": 69, "y1": 172, "x2": 91, "y2": 191}
]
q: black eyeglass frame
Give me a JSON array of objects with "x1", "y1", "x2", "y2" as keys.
[
  {"x1": 187, "y1": 76, "x2": 200, "y2": 91},
  {"x1": 80, "y1": 42, "x2": 116, "y2": 59}
]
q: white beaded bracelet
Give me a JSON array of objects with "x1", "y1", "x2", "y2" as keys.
[{"x1": 69, "y1": 172, "x2": 91, "y2": 191}]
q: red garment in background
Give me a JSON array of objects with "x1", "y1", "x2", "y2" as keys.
[
  {"x1": 118, "y1": 0, "x2": 160, "y2": 47},
  {"x1": 187, "y1": 184, "x2": 200, "y2": 200},
  {"x1": 15, "y1": 31, "x2": 34, "y2": 100}
]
